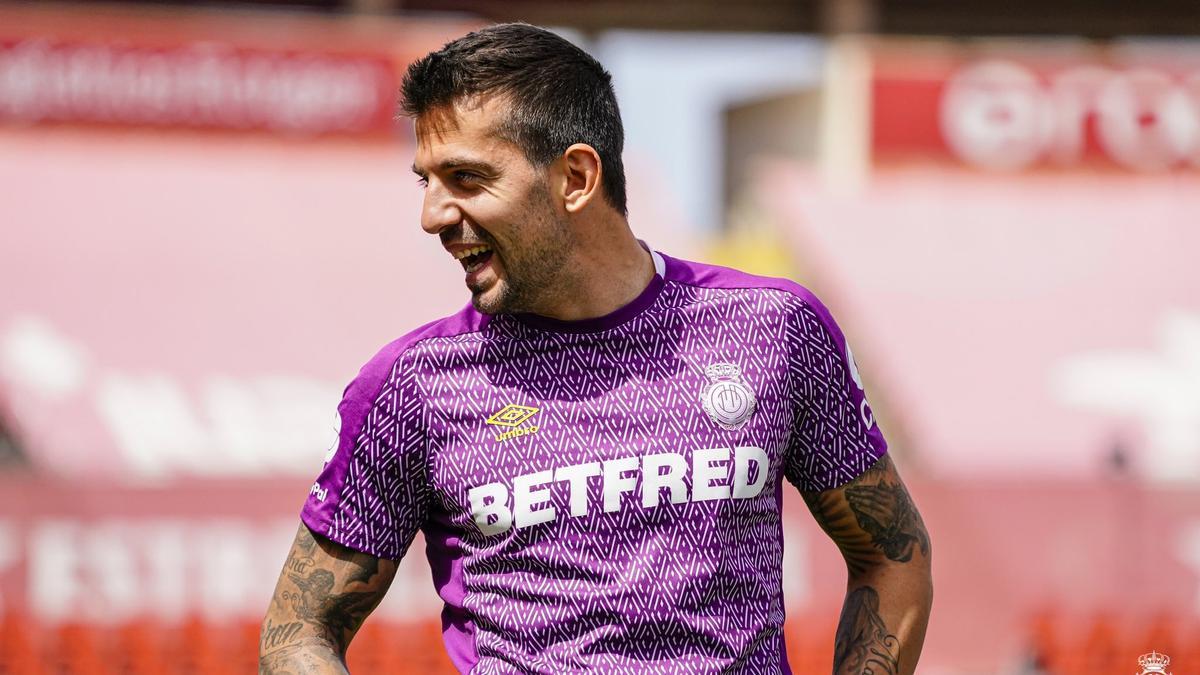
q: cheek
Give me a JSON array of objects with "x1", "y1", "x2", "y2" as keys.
[
  {"x1": 464, "y1": 198, "x2": 522, "y2": 239},
  {"x1": 464, "y1": 177, "x2": 556, "y2": 243}
]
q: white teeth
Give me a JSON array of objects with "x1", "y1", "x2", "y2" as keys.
[{"x1": 453, "y1": 245, "x2": 492, "y2": 260}]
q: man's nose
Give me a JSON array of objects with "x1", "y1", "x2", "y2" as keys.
[{"x1": 420, "y1": 184, "x2": 462, "y2": 236}]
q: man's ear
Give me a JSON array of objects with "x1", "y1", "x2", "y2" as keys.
[{"x1": 559, "y1": 144, "x2": 604, "y2": 214}]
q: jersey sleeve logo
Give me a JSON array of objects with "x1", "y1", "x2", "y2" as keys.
[
  {"x1": 322, "y1": 410, "x2": 342, "y2": 465},
  {"x1": 700, "y1": 362, "x2": 757, "y2": 431},
  {"x1": 845, "y1": 337, "x2": 865, "y2": 391},
  {"x1": 844, "y1": 339, "x2": 877, "y2": 430}
]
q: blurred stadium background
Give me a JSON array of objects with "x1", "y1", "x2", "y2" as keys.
[{"x1": 2, "y1": 0, "x2": 1200, "y2": 672}]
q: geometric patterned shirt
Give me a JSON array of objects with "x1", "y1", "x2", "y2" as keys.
[{"x1": 301, "y1": 249, "x2": 887, "y2": 674}]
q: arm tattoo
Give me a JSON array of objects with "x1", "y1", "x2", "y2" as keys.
[
  {"x1": 261, "y1": 619, "x2": 304, "y2": 651},
  {"x1": 260, "y1": 525, "x2": 397, "y2": 674},
  {"x1": 834, "y1": 586, "x2": 900, "y2": 675},
  {"x1": 260, "y1": 642, "x2": 349, "y2": 675},
  {"x1": 285, "y1": 556, "x2": 388, "y2": 650},
  {"x1": 803, "y1": 455, "x2": 930, "y2": 575},
  {"x1": 844, "y1": 457, "x2": 930, "y2": 563}
]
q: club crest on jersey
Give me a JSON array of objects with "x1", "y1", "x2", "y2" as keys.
[{"x1": 700, "y1": 362, "x2": 756, "y2": 431}]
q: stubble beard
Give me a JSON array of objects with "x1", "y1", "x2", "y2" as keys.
[{"x1": 469, "y1": 183, "x2": 574, "y2": 316}]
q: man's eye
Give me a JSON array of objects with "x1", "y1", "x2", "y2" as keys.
[
  {"x1": 415, "y1": 176, "x2": 428, "y2": 188},
  {"x1": 454, "y1": 171, "x2": 480, "y2": 185}
]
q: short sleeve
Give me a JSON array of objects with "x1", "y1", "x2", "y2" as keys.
[
  {"x1": 300, "y1": 347, "x2": 431, "y2": 560},
  {"x1": 782, "y1": 292, "x2": 888, "y2": 492}
]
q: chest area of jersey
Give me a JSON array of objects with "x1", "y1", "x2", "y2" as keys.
[{"x1": 420, "y1": 346, "x2": 792, "y2": 538}]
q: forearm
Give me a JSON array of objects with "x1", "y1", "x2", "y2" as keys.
[
  {"x1": 258, "y1": 524, "x2": 397, "y2": 675},
  {"x1": 801, "y1": 455, "x2": 934, "y2": 675},
  {"x1": 834, "y1": 561, "x2": 933, "y2": 675},
  {"x1": 259, "y1": 632, "x2": 349, "y2": 675}
]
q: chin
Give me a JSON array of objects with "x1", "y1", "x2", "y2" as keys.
[
  {"x1": 470, "y1": 295, "x2": 499, "y2": 315},
  {"x1": 469, "y1": 283, "x2": 511, "y2": 315}
]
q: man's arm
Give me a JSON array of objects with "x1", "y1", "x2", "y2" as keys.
[
  {"x1": 802, "y1": 454, "x2": 933, "y2": 675},
  {"x1": 259, "y1": 523, "x2": 397, "y2": 674}
]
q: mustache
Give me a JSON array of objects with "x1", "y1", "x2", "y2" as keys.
[{"x1": 439, "y1": 224, "x2": 493, "y2": 248}]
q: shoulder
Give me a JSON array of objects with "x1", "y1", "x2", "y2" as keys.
[
  {"x1": 344, "y1": 303, "x2": 487, "y2": 405},
  {"x1": 658, "y1": 251, "x2": 839, "y2": 324}
]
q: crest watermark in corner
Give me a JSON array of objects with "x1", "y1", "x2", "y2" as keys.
[{"x1": 1137, "y1": 651, "x2": 1171, "y2": 675}]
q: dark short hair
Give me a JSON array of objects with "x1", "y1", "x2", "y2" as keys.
[{"x1": 400, "y1": 23, "x2": 628, "y2": 217}]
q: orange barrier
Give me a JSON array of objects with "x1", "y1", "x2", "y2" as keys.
[
  {"x1": 1024, "y1": 611, "x2": 1200, "y2": 675},
  {"x1": 3, "y1": 612, "x2": 1197, "y2": 673},
  {"x1": 0, "y1": 614, "x2": 457, "y2": 674},
  {"x1": 1, "y1": 614, "x2": 829, "y2": 673}
]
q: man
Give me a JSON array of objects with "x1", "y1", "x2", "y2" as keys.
[{"x1": 260, "y1": 22, "x2": 932, "y2": 675}]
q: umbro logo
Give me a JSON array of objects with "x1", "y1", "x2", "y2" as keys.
[
  {"x1": 486, "y1": 404, "x2": 539, "y2": 427},
  {"x1": 486, "y1": 404, "x2": 540, "y2": 442}
]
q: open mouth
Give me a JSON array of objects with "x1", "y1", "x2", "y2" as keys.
[{"x1": 454, "y1": 244, "x2": 494, "y2": 274}]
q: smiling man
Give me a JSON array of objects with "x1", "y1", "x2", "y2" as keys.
[{"x1": 260, "y1": 23, "x2": 932, "y2": 675}]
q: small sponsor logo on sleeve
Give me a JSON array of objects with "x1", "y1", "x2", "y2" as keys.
[
  {"x1": 845, "y1": 339, "x2": 877, "y2": 429},
  {"x1": 309, "y1": 482, "x2": 328, "y2": 502},
  {"x1": 323, "y1": 411, "x2": 342, "y2": 465}
]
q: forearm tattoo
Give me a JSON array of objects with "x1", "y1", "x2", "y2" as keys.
[
  {"x1": 833, "y1": 586, "x2": 900, "y2": 675},
  {"x1": 802, "y1": 455, "x2": 930, "y2": 576},
  {"x1": 259, "y1": 525, "x2": 396, "y2": 674}
]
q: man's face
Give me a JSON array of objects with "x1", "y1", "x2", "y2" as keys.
[{"x1": 412, "y1": 97, "x2": 573, "y2": 315}]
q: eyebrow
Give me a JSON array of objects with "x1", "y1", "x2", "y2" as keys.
[{"x1": 411, "y1": 157, "x2": 497, "y2": 177}]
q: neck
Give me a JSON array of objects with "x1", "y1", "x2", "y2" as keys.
[{"x1": 531, "y1": 214, "x2": 655, "y2": 321}]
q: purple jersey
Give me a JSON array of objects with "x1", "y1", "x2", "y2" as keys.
[{"x1": 302, "y1": 250, "x2": 886, "y2": 674}]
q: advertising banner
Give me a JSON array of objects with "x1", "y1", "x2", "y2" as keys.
[
  {"x1": 871, "y1": 41, "x2": 1200, "y2": 171},
  {"x1": 0, "y1": 4, "x2": 478, "y2": 138},
  {"x1": 0, "y1": 38, "x2": 399, "y2": 136}
]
